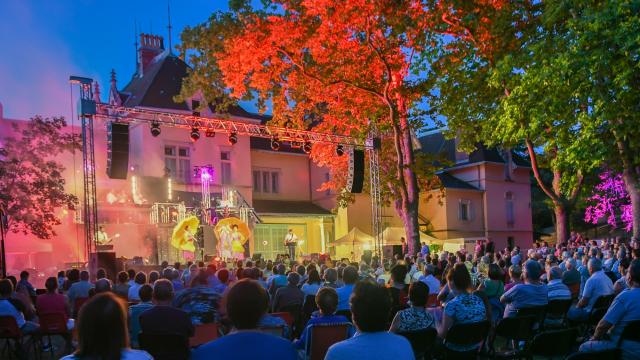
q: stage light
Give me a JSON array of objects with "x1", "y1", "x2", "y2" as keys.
[
  {"x1": 205, "y1": 129, "x2": 216, "y2": 138},
  {"x1": 228, "y1": 132, "x2": 238, "y2": 145},
  {"x1": 271, "y1": 136, "x2": 280, "y2": 151},
  {"x1": 336, "y1": 144, "x2": 345, "y2": 156},
  {"x1": 190, "y1": 127, "x2": 200, "y2": 142},
  {"x1": 150, "y1": 122, "x2": 161, "y2": 137},
  {"x1": 302, "y1": 141, "x2": 312, "y2": 154}
]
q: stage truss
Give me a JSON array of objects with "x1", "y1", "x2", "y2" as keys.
[{"x1": 70, "y1": 76, "x2": 384, "y2": 262}]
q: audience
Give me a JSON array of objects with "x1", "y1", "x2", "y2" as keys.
[
  {"x1": 0, "y1": 278, "x2": 39, "y2": 334},
  {"x1": 301, "y1": 269, "x2": 322, "y2": 297},
  {"x1": 139, "y1": 279, "x2": 194, "y2": 339},
  {"x1": 568, "y1": 258, "x2": 614, "y2": 322},
  {"x1": 173, "y1": 271, "x2": 222, "y2": 324},
  {"x1": 16, "y1": 270, "x2": 36, "y2": 297},
  {"x1": 60, "y1": 293, "x2": 152, "y2": 360},
  {"x1": 191, "y1": 279, "x2": 297, "y2": 360},
  {"x1": 336, "y1": 266, "x2": 358, "y2": 312},
  {"x1": 128, "y1": 284, "x2": 154, "y2": 347},
  {"x1": 128, "y1": 272, "x2": 147, "y2": 302},
  {"x1": 547, "y1": 266, "x2": 572, "y2": 301},
  {"x1": 501, "y1": 260, "x2": 548, "y2": 317},
  {"x1": 272, "y1": 272, "x2": 304, "y2": 312},
  {"x1": 67, "y1": 270, "x2": 93, "y2": 311},
  {"x1": 419, "y1": 263, "x2": 441, "y2": 295},
  {"x1": 37, "y1": 277, "x2": 74, "y2": 330},
  {"x1": 390, "y1": 281, "x2": 435, "y2": 333},
  {"x1": 325, "y1": 280, "x2": 414, "y2": 360},
  {"x1": 113, "y1": 271, "x2": 130, "y2": 299}
]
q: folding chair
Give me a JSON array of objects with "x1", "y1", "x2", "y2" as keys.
[
  {"x1": 257, "y1": 325, "x2": 286, "y2": 338},
  {"x1": 488, "y1": 316, "x2": 537, "y2": 359},
  {"x1": 530, "y1": 328, "x2": 578, "y2": 359},
  {"x1": 138, "y1": 332, "x2": 190, "y2": 360},
  {"x1": 305, "y1": 323, "x2": 352, "y2": 360},
  {"x1": 544, "y1": 299, "x2": 573, "y2": 329},
  {"x1": 398, "y1": 327, "x2": 438, "y2": 360},
  {"x1": 443, "y1": 320, "x2": 491, "y2": 359},
  {"x1": 189, "y1": 322, "x2": 220, "y2": 348},
  {"x1": 0, "y1": 316, "x2": 39, "y2": 360},
  {"x1": 72, "y1": 297, "x2": 88, "y2": 318},
  {"x1": 38, "y1": 313, "x2": 72, "y2": 358}
]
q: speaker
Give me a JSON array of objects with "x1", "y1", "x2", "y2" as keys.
[
  {"x1": 350, "y1": 149, "x2": 365, "y2": 193},
  {"x1": 202, "y1": 225, "x2": 216, "y2": 256},
  {"x1": 107, "y1": 122, "x2": 129, "y2": 179},
  {"x1": 90, "y1": 252, "x2": 117, "y2": 280}
]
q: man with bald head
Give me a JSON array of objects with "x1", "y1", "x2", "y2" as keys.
[
  {"x1": 568, "y1": 257, "x2": 614, "y2": 322},
  {"x1": 139, "y1": 279, "x2": 194, "y2": 339},
  {"x1": 500, "y1": 259, "x2": 548, "y2": 317}
]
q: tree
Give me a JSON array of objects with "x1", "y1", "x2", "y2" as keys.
[
  {"x1": 0, "y1": 116, "x2": 80, "y2": 239},
  {"x1": 180, "y1": 0, "x2": 442, "y2": 254},
  {"x1": 585, "y1": 171, "x2": 633, "y2": 233},
  {"x1": 427, "y1": 0, "x2": 603, "y2": 243}
]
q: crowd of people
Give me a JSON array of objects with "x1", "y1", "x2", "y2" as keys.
[{"x1": 1, "y1": 233, "x2": 640, "y2": 359}]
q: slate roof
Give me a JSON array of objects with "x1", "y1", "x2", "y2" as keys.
[
  {"x1": 252, "y1": 200, "x2": 332, "y2": 215},
  {"x1": 437, "y1": 172, "x2": 480, "y2": 191}
]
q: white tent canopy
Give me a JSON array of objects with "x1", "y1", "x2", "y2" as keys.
[
  {"x1": 380, "y1": 226, "x2": 439, "y2": 245},
  {"x1": 333, "y1": 227, "x2": 375, "y2": 246}
]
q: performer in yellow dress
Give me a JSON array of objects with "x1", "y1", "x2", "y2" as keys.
[
  {"x1": 215, "y1": 217, "x2": 250, "y2": 260},
  {"x1": 171, "y1": 216, "x2": 199, "y2": 261}
]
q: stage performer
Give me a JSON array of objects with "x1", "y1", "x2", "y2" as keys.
[
  {"x1": 231, "y1": 224, "x2": 246, "y2": 259},
  {"x1": 171, "y1": 216, "x2": 200, "y2": 262},
  {"x1": 218, "y1": 225, "x2": 233, "y2": 259},
  {"x1": 284, "y1": 229, "x2": 298, "y2": 260},
  {"x1": 96, "y1": 226, "x2": 111, "y2": 245}
]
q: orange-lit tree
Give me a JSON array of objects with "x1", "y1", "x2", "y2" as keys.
[{"x1": 181, "y1": 0, "x2": 441, "y2": 255}]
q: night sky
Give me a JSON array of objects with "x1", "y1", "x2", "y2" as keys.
[{"x1": 0, "y1": 1, "x2": 261, "y2": 121}]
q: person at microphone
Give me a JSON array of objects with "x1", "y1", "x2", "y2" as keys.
[{"x1": 284, "y1": 229, "x2": 298, "y2": 260}]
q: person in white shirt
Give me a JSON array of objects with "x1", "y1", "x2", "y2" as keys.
[
  {"x1": 568, "y1": 258, "x2": 614, "y2": 322},
  {"x1": 284, "y1": 229, "x2": 298, "y2": 260},
  {"x1": 419, "y1": 264, "x2": 441, "y2": 295}
]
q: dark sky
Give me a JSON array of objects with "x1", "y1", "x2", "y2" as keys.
[{"x1": 0, "y1": 1, "x2": 263, "y2": 120}]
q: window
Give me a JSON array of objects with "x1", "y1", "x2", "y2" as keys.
[
  {"x1": 253, "y1": 224, "x2": 306, "y2": 260},
  {"x1": 164, "y1": 145, "x2": 191, "y2": 183},
  {"x1": 458, "y1": 200, "x2": 471, "y2": 221},
  {"x1": 221, "y1": 151, "x2": 231, "y2": 184},
  {"x1": 506, "y1": 192, "x2": 515, "y2": 227},
  {"x1": 253, "y1": 169, "x2": 281, "y2": 194}
]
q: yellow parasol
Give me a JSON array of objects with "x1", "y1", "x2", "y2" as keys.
[
  {"x1": 215, "y1": 217, "x2": 251, "y2": 245},
  {"x1": 171, "y1": 215, "x2": 200, "y2": 251}
]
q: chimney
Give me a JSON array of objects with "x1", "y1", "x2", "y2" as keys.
[{"x1": 138, "y1": 33, "x2": 165, "y2": 76}]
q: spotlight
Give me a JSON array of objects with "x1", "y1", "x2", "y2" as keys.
[
  {"x1": 336, "y1": 144, "x2": 345, "y2": 156},
  {"x1": 270, "y1": 137, "x2": 280, "y2": 151},
  {"x1": 205, "y1": 129, "x2": 216, "y2": 138},
  {"x1": 150, "y1": 122, "x2": 161, "y2": 137},
  {"x1": 190, "y1": 127, "x2": 200, "y2": 142},
  {"x1": 228, "y1": 132, "x2": 238, "y2": 145},
  {"x1": 302, "y1": 141, "x2": 312, "y2": 154}
]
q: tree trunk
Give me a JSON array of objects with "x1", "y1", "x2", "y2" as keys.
[
  {"x1": 554, "y1": 202, "x2": 569, "y2": 245},
  {"x1": 621, "y1": 169, "x2": 640, "y2": 240}
]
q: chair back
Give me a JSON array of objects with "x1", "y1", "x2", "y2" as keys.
[
  {"x1": 138, "y1": 332, "x2": 190, "y2": 360},
  {"x1": 545, "y1": 299, "x2": 572, "y2": 324},
  {"x1": 307, "y1": 323, "x2": 352, "y2": 360},
  {"x1": 494, "y1": 316, "x2": 537, "y2": 342},
  {"x1": 444, "y1": 320, "x2": 491, "y2": 348},
  {"x1": 426, "y1": 294, "x2": 439, "y2": 308},
  {"x1": 272, "y1": 311, "x2": 294, "y2": 329},
  {"x1": 35, "y1": 289, "x2": 47, "y2": 296},
  {"x1": 73, "y1": 297, "x2": 88, "y2": 317},
  {"x1": 335, "y1": 310, "x2": 352, "y2": 322},
  {"x1": 39, "y1": 313, "x2": 68, "y2": 334},
  {"x1": 303, "y1": 295, "x2": 318, "y2": 317},
  {"x1": 619, "y1": 319, "x2": 640, "y2": 344},
  {"x1": 530, "y1": 328, "x2": 577, "y2": 357},
  {"x1": 398, "y1": 327, "x2": 438, "y2": 360},
  {"x1": 568, "y1": 283, "x2": 580, "y2": 299},
  {"x1": 593, "y1": 294, "x2": 615, "y2": 309},
  {"x1": 0, "y1": 316, "x2": 21, "y2": 338},
  {"x1": 189, "y1": 322, "x2": 219, "y2": 348},
  {"x1": 257, "y1": 325, "x2": 285, "y2": 337},
  {"x1": 564, "y1": 348, "x2": 620, "y2": 360},
  {"x1": 588, "y1": 307, "x2": 608, "y2": 326}
]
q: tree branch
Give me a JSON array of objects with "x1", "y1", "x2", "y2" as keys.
[{"x1": 525, "y1": 138, "x2": 560, "y2": 203}]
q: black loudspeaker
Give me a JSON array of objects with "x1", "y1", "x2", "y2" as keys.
[
  {"x1": 107, "y1": 122, "x2": 129, "y2": 179},
  {"x1": 351, "y1": 149, "x2": 365, "y2": 193},
  {"x1": 202, "y1": 225, "x2": 216, "y2": 256},
  {"x1": 90, "y1": 252, "x2": 117, "y2": 280}
]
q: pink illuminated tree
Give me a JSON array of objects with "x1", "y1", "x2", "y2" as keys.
[{"x1": 584, "y1": 171, "x2": 633, "y2": 233}]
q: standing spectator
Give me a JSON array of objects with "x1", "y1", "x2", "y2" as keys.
[
  {"x1": 419, "y1": 264, "x2": 441, "y2": 295},
  {"x1": 420, "y1": 242, "x2": 430, "y2": 258},
  {"x1": 139, "y1": 279, "x2": 194, "y2": 339},
  {"x1": 16, "y1": 270, "x2": 36, "y2": 297},
  {"x1": 568, "y1": 258, "x2": 614, "y2": 321},
  {"x1": 113, "y1": 271, "x2": 130, "y2": 299},
  {"x1": 191, "y1": 279, "x2": 297, "y2": 360},
  {"x1": 128, "y1": 284, "x2": 154, "y2": 347},
  {"x1": 325, "y1": 281, "x2": 414, "y2": 360},
  {"x1": 0, "y1": 279, "x2": 39, "y2": 334},
  {"x1": 272, "y1": 272, "x2": 304, "y2": 312},
  {"x1": 336, "y1": 266, "x2": 358, "y2": 311},
  {"x1": 173, "y1": 271, "x2": 222, "y2": 324},
  {"x1": 579, "y1": 259, "x2": 640, "y2": 359},
  {"x1": 127, "y1": 272, "x2": 147, "y2": 302},
  {"x1": 390, "y1": 281, "x2": 435, "y2": 333},
  {"x1": 439, "y1": 264, "x2": 487, "y2": 352},
  {"x1": 400, "y1": 237, "x2": 408, "y2": 257},
  {"x1": 67, "y1": 271, "x2": 93, "y2": 307},
  {"x1": 61, "y1": 293, "x2": 152, "y2": 360},
  {"x1": 500, "y1": 260, "x2": 548, "y2": 318}
]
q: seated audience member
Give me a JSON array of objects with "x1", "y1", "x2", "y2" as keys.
[
  {"x1": 127, "y1": 269, "x2": 137, "y2": 287},
  {"x1": 127, "y1": 272, "x2": 147, "y2": 302},
  {"x1": 0, "y1": 278, "x2": 39, "y2": 334},
  {"x1": 17, "y1": 270, "x2": 36, "y2": 297},
  {"x1": 272, "y1": 272, "x2": 305, "y2": 312},
  {"x1": 96, "y1": 268, "x2": 107, "y2": 280},
  {"x1": 301, "y1": 269, "x2": 322, "y2": 297},
  {"x1": 191, "y1": 279, "x2": 297, "y2": 360},
  {"x1": 579, "y1": 259, "x2": 640, "y2": 360},
  {"x1": 68, "y1": 271, "x2": 93, "y2": 308},
  {"x1": 500, "y1": 260, "x2": 548, "y2": 317},
  {"x1": 562, "y1": 258, "x2": 581, "y2": 287},
  {"x1": 547, "y1": 266, "x2": 572, "y2": 301},
  {"x1": 336, "y1": 266, "x2": 359, "y2": 312},
  {"x1": 170, "y1": 268, "x2": 185, "y2": 292},
  {"x1": 139, "y1": 279, "x2": 194, "y2": 339},
  {"x1": 388, "y1": 264, "x2": 410, "y2": 311},
  {"x1": 294, "y1": 287, "x2": 355, "y2": 350},
  {"x1": 60, "y1": 293, "x2": 152, "y2": 360},
  {"x1": 323, "y1": 268, "x2": 339, "y2": 288},
  {"x1": 419, "y1": 264, "x2": 441, "y2": 295},
  {"x1": 439, "y1": 263, "x2": 487, "y2": 352},
  {"x1": 37, "y1": 277, "x2": 74, "y2": 330},
  {"x1": 325, "y1": 281, "x2": 414, "y2": 360},
  {"x1": 390, "y1": 281, "x2": 435, "y2": 333},
  {"x1": 614, "y1": 258, "x2": 631, "y2": 295},
  {"x1": 94, "y1": 278, "x2": 112, "y2": 294},
  {"x1": 568, "y1": 258, "x2": 614, "y2": 322},
  {"x1": 213, "y1": 269, "x2": 230, "y2": 294},
  {"x1": 504, "y1": 265, "x2": 522, "y2": 292},
  {"x1": 173, "y1": 271, "x2": 221, "y2": 324},
  {"x1": 268, "y1": 264, "x2": 288, "y2": 296},
  {"x1": 113, "y1": 271, "x2": 130, "y2": 299},
  {"x1": 148, "y1": 271, "x2": 160, "y2": 285},
  {"x1": 128, "y1": 284, "x2": 154, "y2": 348}
]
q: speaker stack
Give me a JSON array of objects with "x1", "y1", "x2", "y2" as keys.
[
  {"x1": 346, "y1": 149, "x2": 365, "y2": 193},
  {"x1": 107, "y1": 122, "x2": 130, "y2": 179}
]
